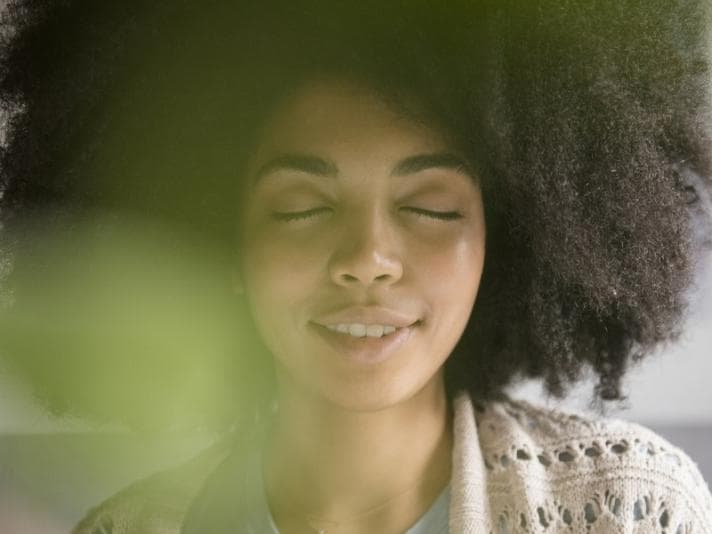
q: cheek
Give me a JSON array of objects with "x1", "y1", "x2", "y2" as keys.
[
  {"x1": 240, "y1": 231, "x2": 327, "y2": 324},
  {"x1": 410, "y1": 221, "x2": 485, "y2": 286},
  {"x1": 412, "y1": 226, "x2": 485, "y2": 340}
]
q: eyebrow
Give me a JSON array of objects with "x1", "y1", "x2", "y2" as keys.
[
  {"x1": 252, "y1": 151, "x2": 474, "y2": 185},
  {"x1": 391, "y1": 153, "x2": 472, "y2": 177},
  {"x1": 253, "y1": 154, "x2": 339, "y2": 184}
]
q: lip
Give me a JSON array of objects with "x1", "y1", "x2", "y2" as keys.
[
  {"x1": 309, "y1": 321, "x2": 417, "y2": 365},
  {"x1": 310, "y1": 306, "x2": 421, "y2": 364},
  {"x1": 312, "y1": 306, "x2": 420, "y2": 329}
]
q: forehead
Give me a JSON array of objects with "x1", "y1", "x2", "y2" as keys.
[{"x1": 249, "y1": 79, "x2": 455, "y2": 170}]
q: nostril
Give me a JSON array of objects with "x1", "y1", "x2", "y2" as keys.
[
  {"x1": 329, "y1": 252, "x2": 404, "y2": 287},
  {"x1": 337, "y1": 271, "x2": 396, "y2": 284}
]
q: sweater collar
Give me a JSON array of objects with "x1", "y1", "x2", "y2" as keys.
[
  {"x1": 449, "y1": 390, "x2": 491, "y2": 533},
  {"x1": 181, "y1": 390, "x2": 487, "y2": 534}
]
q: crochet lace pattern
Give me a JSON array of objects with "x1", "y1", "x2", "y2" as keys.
[{"x1": 468, "y1": 398, "x2": 712, "y2": 533}]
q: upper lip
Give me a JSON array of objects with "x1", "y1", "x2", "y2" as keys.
[{"x1": 312, "y1": 307, "x2": 420, "y2": 328}]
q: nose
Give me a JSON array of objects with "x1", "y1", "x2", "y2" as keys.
[{"x1": 328, "y1": 211, "x2": 404, "y2": 288}]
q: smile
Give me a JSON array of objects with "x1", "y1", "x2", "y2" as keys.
[
  {"x1": 324, "y1": 323, "x2": 398, "y2": 338},
  {"x1": 309, "y1": 321, "x2": 418, "y2": 365}
]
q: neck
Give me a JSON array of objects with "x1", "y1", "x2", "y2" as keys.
[{"x1": 262, "y1": 373, "x2": 453, "y2": 533}]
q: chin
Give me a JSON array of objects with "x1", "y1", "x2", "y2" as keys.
[{"x1": 316, "y1": 374, "x2": 440, "y2": 413}]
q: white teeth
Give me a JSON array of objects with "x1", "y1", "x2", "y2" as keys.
[
  {"x1": 348, "y1": 324, "x2": 367, "y2": 337},
  {"x1": 366, "y1": 325, "x2": 384, "y2": 338},
  {"x1": 324, "y1": 323, "x2": 400, "y2": 338}
]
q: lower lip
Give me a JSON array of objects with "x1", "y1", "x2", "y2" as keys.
[{"x1": 309, "y1": 323, "x2": 416, "y2": 365}]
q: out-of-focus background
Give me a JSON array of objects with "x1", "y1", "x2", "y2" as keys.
[{"x1": 0, "y1": 2, "x2": 710, "y2": 533}]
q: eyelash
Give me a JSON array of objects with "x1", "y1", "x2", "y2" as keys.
[
  {"x1": 401, "y1": 207, "x2": 463, "y2": 221},
  {"x1": 271, "y1": 208, "x2": 332, "y2": 222},
  {"x1": 271, "y1": 207, "x2": 463, "y2": 222}
]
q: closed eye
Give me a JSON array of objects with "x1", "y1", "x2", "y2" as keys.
[
  {"x1": 271, "y1": 207, "x2": 332, "y2": 222},
  {"x1": 401, "y1": 207, "x2": 463, "y2": 221}
]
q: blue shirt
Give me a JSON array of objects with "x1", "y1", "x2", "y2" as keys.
[{"x1": 244, "y1": 448, "x2": 451, "y2": 533}]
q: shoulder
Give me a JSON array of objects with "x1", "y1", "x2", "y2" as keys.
[
  {"x1": 71, "y1": 437, "x2": 233, "y2": 534},
  {"x1": 473, "y1": 395, "x2": 712, "y2": 533}
]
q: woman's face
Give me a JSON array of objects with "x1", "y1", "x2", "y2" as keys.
[{"x1": 238, "y1": 80, "x2": 486, "y2": 411}]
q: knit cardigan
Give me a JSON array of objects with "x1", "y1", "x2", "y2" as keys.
[{"x1": 73, "y1": 392, "x2": 712, "y2": 533}]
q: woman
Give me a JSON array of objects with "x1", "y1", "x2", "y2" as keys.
[{"x1": 1, "y1": 0, "x2": 711, "y2": 532}]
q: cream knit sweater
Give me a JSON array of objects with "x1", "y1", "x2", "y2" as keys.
[{"x1": 73, "y1": 392, "x2": 712, "y2": 533}]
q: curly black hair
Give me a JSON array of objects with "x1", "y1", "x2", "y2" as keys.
[{"x1": 1, "y1": 0, "x2": 711, "y2": 429}]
